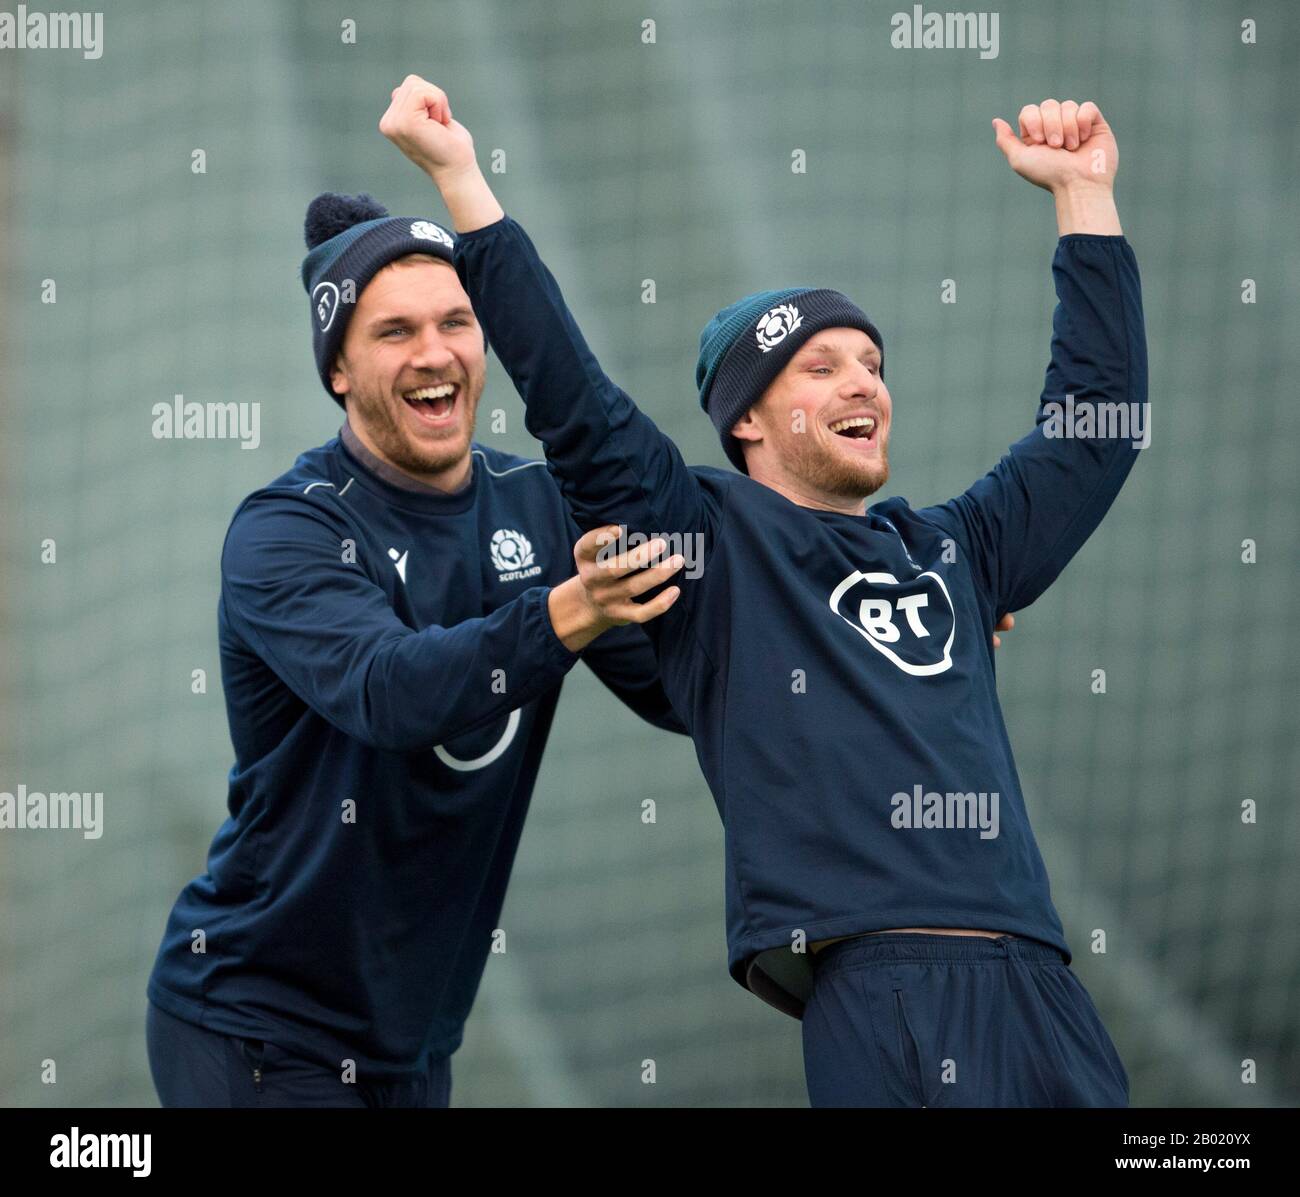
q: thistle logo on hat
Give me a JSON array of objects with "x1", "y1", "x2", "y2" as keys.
[
  {"x1": 696, "y1": 287, "x2": 886, "y2": 473},
  {"x1": 299, "y1": 192, "x2": 460, "y2": 405},
  {"x1": 410, "y1": 220, "x2": 454, "y2": 248},
  {"x1": 755, "y1": 303, "x2": 803, "y2": 352}
]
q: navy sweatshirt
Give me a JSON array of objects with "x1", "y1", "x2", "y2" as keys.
[
  {"x1": 454, "y1": 215, "x2": 1148, "y2": 1017},
  {"x1": 147, "y1": 432, "x2": 685, "y2": 1077}
]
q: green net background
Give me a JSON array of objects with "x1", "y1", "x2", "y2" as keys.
[{"x1": 1, "y1": 0, "x2": 1296, "y2": 1107}]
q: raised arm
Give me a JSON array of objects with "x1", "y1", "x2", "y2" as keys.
[
  {"x1": 378, "y1": 75, "x2": 710, "y2": 541},
  {"x1": 918, "y1": 101, "x2": 1147, "y2": 616}
]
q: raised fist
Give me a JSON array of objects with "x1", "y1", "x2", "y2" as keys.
[
  {"x1": 992, "y1": 100, "x2": 1117, "y2": 193},
  {"x1": 379, "y1": 75, "x2": 477, "y2": 180}
]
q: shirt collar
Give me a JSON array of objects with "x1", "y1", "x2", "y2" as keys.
[{"x1": 339, "y1": 417, "x2": 473, "y2": 497}]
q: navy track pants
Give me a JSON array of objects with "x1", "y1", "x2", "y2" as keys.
[
  {"x1": 801, "y1": 933, "x2": 1130, "y2": 1108},
  {"x1": 146, "y1": 1001, "x2": 451, "y2": 1108}
]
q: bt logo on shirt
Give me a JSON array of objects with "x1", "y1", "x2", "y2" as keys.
[{"x1": 828, "y1": 568, "x2": 956, "y2": 676}]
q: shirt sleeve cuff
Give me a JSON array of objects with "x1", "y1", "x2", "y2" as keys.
[
  {"x1": 451, "y1": 213, "x2": 513, "y2": 249},
  {"x1": 528, "y1": 585, "x2": 582, "y2": 672}
]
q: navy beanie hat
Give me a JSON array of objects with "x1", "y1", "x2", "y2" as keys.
[
  {"x1": 301, "y1": 192, "x2": 459, "y2": 404},
  {"x1": 696, "y1": 288, "x2": 885, "y2": 472}
]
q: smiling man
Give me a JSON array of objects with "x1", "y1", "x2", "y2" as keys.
[
  {"x1": 383, "y1": 76, "x2": 1146, "y2": 1107},
  {"x1": 144, "y1": 190, "x2": 690, "y2": 1108},
  {"x1": 323, "y1": 222, "x2": 482, "y2": 491}
]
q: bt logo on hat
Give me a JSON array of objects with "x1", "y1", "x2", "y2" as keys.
[
  {"x1": 755, "y1": 303, "x2": 803, "y2": 353},
  {"x1": 313, "y1": 282, "x2": 340, "y2": 332}
]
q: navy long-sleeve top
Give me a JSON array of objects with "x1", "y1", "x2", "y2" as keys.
[
  {"x1": 148, "y1": 431, "x2": 685, "y2": 1077},
  {"x1": 454, "y1": 215, "x2": 1147, "y2": 1016}
]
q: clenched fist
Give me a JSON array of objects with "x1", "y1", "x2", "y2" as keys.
[
  {"x1": 379, "y1": 75, "x2": 477, "y2": 181},
  {"x1": 992, "y1": 100, "x2": 1117, "y2": 193}
]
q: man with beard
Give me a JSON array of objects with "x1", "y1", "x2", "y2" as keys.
[
  {"x1": 393, "y1": 75, "x2": 1143, "y2": 1106},
  {"x1": 145, "y1": 188, "x2": 691, "y2": 1108}
]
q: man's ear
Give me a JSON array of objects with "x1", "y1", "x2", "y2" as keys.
[
  {"x1": 730, "y1": 408, "x2": 762, "y2": 445},
  {"x1": 330, "y1": 351, "x2": 350, "y2": 397}
]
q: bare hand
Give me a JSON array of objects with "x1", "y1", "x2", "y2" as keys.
[
  {"x1": 379, "y1": 75, "x2": 477, "y2": 181},
  {"x1": 575, "y1": 526, "x2": 684, "y2": 631},
  {"x1": 992, "y1": 100, "x2": 1116, "y2": 193},
  {"x1": 992, "y1": 612, "x2": 1015, "y2": 649}
]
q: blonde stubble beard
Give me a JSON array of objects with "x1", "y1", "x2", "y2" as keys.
[
  {"x1": 345, "y1": 368, "x2": 485, "y2": 478},
  {"x1": 766, "y1": 425, "x2": 891, "y2": 506}
]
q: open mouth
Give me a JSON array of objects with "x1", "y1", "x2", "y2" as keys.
[
  {"x1": 827, "y1": 414, "x2": 878, "y2": 445},
  {"x1": 402, "y1": 382, "x2": 459, "y2": 425}
]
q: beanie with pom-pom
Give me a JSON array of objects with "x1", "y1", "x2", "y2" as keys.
[{"x1": 300, "y1": 192, "x2": 458, "y2": 403}]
